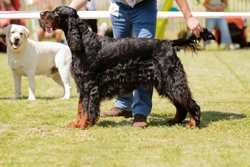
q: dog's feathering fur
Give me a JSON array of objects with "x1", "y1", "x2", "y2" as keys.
[{"x1": 40, "y1": 6, "x2": 215, "y2": 129}]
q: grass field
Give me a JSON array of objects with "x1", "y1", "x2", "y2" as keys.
[{"x1": 1, "y1": 48, "x2": 250, "y2": 167}]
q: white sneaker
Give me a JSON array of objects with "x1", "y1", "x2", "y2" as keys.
[{"x1": 225, "y1": 44, "x2": 235, "y2": 50}]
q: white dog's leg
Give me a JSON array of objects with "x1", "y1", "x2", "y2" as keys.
[
  {"x1": 59, "y1": 68, "x2": 71, "y2": 99},
  {"x1": 27, "y1": 72, "x2": 36, "y2": 100},
  {"x1": 52, "y1": 72, "x2": 71, "y2": 99},
  {"x1": 12, "y1": 71, "x2": 21, "y2": 99},
  {"x1": 59, "y1": 70, "x2": 71, "y2": 99}
]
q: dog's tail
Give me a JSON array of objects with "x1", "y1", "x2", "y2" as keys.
[{"x1": 170, "y1": 28, "x2": 215, "y2": 53}]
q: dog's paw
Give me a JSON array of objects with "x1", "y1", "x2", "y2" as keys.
[
  {"x1": 185, "y1": 123, "x2": 196, "y2": 129},
  {"x1": 185, "y1": 118, "x2": 197, "y2": 129},
  {"x1": 168, "y1": 119, "x2": 176, "y2": 125},
  {"x1": 14, "y1": 96, "x2": 20, "y2": 99},
  {"x1": 61, "y1": 96, "x2": 70, "y2": 100},
  {"x1": 67, "y1": 121, "x2": 80, "y2": 128},
  {"x1": 27, "y1": 97, "x2": 36, "y2": 100},
  {"x1": 14, "y1": 92, "x2": 21, "y2": 99}
]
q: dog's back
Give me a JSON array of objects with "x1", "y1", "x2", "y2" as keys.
[
  {"x1": 26, "y1": 39, "x2": 72, "y2": 75},
  {"x1": 29, "y1": 39, "x2": 71, "y2": 57}
]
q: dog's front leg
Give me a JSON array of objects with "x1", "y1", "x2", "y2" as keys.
[
  {"x1": 27, "y1": 72, "x2": 36, "y2": 100},
  {"x1": 67, "y1": 99, "x2": 90, "y2": 130},
  {"x1": 78, "y1": 111, "x2": 90, "y2": 130},
  {"x1": 68, "y1": 99, "x2": 83, "y2": 128},
  {"x1": 12, "y1": 71, "x2": 21, "y2": 99}
]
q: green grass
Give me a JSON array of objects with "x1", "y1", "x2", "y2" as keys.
[{"x1": 1, "y1": 48, "x2": 250, "y2": 167}]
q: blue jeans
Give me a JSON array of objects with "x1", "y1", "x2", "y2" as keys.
[
  {"x1": 110, "y1": 0, "x2": 157, "y2": 116},
  {"x1": 205, "y1": 18, "x2": 232, "y2": 44}
]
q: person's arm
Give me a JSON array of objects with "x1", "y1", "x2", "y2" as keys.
[
  {"x1": 69, "y1": 0, "x2": 89, "y2": 11},
  {"x1": 223, "y1": 0, "x2": 228, "y2": 8},
  {"x1": 175, "y1": 0, "x2": 203, "y2": 37}
]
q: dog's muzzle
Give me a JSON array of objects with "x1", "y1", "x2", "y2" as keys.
[
  {"x1": 40, "y1": 11, "x2": 54, "y2": 33},
  {"x1": 10, "y1": 37, "x2": 20, "y2": 49}
]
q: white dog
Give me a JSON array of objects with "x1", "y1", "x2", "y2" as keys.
[{"x1": 4, "y1": 24, "x2": 72, "y2": 100}]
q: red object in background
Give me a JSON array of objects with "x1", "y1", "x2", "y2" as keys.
[
  {"x1": 0, "y1": 0, "x2": 25, "y2": 25},
  {"x1": 215, "y1": 17, "x2": 248, "y2": 48},
  {"x1": 0, "y1": 0, "x2": 24, "y2": 52},
  {"x1": 11, "y1": 0, "x2": 20, "y2": 10}
]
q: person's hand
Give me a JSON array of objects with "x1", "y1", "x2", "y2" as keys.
[
  {"x1": 216, "y1": 6, "x2": 226, "y2": 11},
  {"x1": 186, "y1": 17, "x2": 203, "y2": 38}
]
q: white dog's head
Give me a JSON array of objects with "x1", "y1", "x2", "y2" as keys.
[{"x1": 3, "y1": 24, "x2": 30, "y2": 52}]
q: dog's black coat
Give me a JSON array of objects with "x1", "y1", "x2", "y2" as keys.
[{"x1": 40, "y1": 6, "x2": 215, "y2": 128}]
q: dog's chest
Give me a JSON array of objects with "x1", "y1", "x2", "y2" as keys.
[{"x1": 8, "y1": 57, "x2": 28, "y2": 75}]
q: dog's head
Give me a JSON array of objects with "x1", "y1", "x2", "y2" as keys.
[
  {"x1": 40, "y1": 6, "x2": 78, "y2": 32},
  {"x1": 3, "y1": 24, "x2": 30, "y2": 51}
]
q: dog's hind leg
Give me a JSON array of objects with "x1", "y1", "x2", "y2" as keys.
[
  {"x1": 184, "y1": 99, "x2": 200, "y2": 128},
  {"x1": 163, "y1": 81, "x2": 201, "y2": 128},
  {"x1": 51, "y1": 72, "x2": 71, "y2": 99},
  {"x1": 57, "y1": 67, "x2": 71, "y2": 99},
  {"x1": 166, "y1": 70, "x2": 200, "y2": 128},
  {"x1": 158, "y1": 56, "x2": 200, "y2": 128},
  {"x1": 170, "y1": 84, "x2": 201, "y2": 128},
  {"x1": 170, "y1": 97, "x2": 200, "y2": 128},
  {"x1": 27, "y1": 72, "x2": 36, "y2": 100},
  {"x1": 169, "y1": 103, "x2": 188, "y2": 125}
]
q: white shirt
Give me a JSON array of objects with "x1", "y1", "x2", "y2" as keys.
[{"x1": 116, "y1": 0, "x2": 144, "y2": 8}]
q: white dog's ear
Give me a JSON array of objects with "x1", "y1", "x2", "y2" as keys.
[
  {"x1": 3, "y1": 25, "x2": 12, "y2": 36},
  {"x1": 24, "y1": 26, "x2": 30, "y2": 38}
]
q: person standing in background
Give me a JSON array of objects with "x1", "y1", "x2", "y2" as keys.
[
  {"x1": 0, "y1": 0, "x2": 24, "y2": 52},
  {"x1": 82, "y1": 0, "x2": 98, "y2": 33},
  {"x1": 69, "y1": 0, "x2": 203, "y2": 128},
  {"x1": 203, "y1": 0, "x2": 235, "y2": 50}
]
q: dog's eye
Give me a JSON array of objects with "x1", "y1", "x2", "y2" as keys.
[
  {"x1": 54, "y1": 10, "x2": 59, "y2": 16},
  {"x1": 11, "y1": 31, "x2": 14, "y2": 34},
  {"x1": 20, "y1": 32, "x2": 23, "y2": 36}
]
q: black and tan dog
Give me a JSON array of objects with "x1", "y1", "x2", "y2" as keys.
[{"x1": 40, "y1": 6, "x2": 215, "y2": 130}]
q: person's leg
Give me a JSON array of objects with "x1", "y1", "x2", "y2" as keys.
[
  {"x1": 102, "y1": 0, "x2": 157, "y2": 128},
  {"x1": 131, "y1": 0, "x2": 157, "y2": 115},
  {"x1": 37, "y1": 27, "x2": 45, "y2": 41},
  {"x1": 110, "y1": 5, "x2": 132, "y2": 39},
  {"x1": 204, "y1": 18, "x2": 216, "y2": 45},
  {"x1": 54, "y1": 29, "x2": 62, "y2": 43},
  {"x1": 130, "y1": 0, "x2": 157, "y2": 127},
  {"x1": 217, "y1": 18, "x2": 232, "y2": 45},
  {"x1": 101, "y1": 0, "x2": 134, "y2": 118}
]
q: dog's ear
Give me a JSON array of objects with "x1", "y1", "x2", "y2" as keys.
[
  {"x1": 3, "y1": 24, "x2": 12, "y2": 36},
  {"x1": 23, "y1": 26, "x2": 30, "y2": 38}
]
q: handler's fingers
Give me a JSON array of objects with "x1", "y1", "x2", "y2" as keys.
[
  {"x1": 186, "y1": 17, "x2": 203, "y2": 38},
  {"x1": 193, "y1": 24, "x2": 203, "y2": 38}
]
